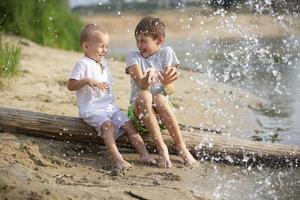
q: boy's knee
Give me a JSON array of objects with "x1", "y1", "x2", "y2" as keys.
[
  {"x1": 101, "y1": 120, "x2": 115, "y2": 131},
  {"x1": 153, "y1": 94, "x2": 168, "y2": 109},
  {"x1": 136, "y1": 90, "x2": 152, "y2": 107}
]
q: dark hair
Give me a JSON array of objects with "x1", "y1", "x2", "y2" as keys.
[
  {"x1": 80, "y1": 24, "x2": 107, "y2": 45},
  {"x1": 135, "y1": 16, "x2": 165, "y2": 39}
]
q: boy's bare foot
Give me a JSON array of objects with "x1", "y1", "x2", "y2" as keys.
[
  {"x1": 179, "y1": 148, "x2": 198, "y2": 167},
  {"x1": 158, "y1": 155, "x2": 172, "y2": 168},
  {"x1": 139, "y1": 154, "x2": 157, "y2": 166},
  {"x1": 158, "y1": 146, "x2": 172, "y2": 168},
  {"x1": 157, "y1": 144, "x2": 172, "y2": 168},
  {"x1": 114, "y1": 159, "x2": 132, "y2": 170}
]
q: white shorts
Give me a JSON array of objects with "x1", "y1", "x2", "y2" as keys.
[{"x1": 82, "y1": 109, "x2": 129, "y2": 139}]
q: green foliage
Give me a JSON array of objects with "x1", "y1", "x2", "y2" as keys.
[
  {"x1": 0, "y1": 34, "x2": 21, "y2": 79},
  {"x1": 0, "y1": 0, "x2": 82, "y2": 51}
]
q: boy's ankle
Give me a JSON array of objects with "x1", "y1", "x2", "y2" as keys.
[
  {"x1": 177, "y1": 147, "x2": 188, "y2": 155},
  {"x1": 157, "y1": 143, "x2": 168, "y2": 154},
  {"x1": 139, "y1": 152, "x2": 149, "y2": 158},
  {"x1": 111, "y1": 153, "x2": 125, "y2": 163}
]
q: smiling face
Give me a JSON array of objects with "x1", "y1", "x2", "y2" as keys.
[
  {"x1": 136, "y1": 34, "x2": 163, "y2": 58},
  {"x1": 134, "y1": 17, "x2": 166, "y2": 58},
  {"x1": 82, "y1": 31, "x2": 109, "y2": 62}
]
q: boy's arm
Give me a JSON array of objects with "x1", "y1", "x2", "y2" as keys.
[
  {"x1": 67, "y1": 79, "x2": 88, "y2": 91},
  {"x1": 67, "y1": 78, "x2": 108, "y2": 91},
  {"x1": 127, "y1": 64, "x2": 153, "y2": 90}
]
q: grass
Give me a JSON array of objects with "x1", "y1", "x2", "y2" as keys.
[
  {"x1": 0, "y1": 0, "x2": 82, "y2": 51},
  {"x1": 0, "y1": 34, "x2": 21, "y2": 80}
]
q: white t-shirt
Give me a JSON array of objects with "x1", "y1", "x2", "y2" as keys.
[
  {"x1": 126, "y1": 46, "x2": 179, "y2": 103},
  {"x1": 70, "y1": 56, "x2": 118, "y2": 118}
]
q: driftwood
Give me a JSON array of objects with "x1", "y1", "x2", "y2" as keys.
[{"x1": 0, "y1": 106, "x2": 299, "y2": 167}]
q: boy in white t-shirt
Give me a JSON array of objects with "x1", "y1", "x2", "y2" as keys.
[
  {"x1": 67, "y1": 24, "x2": 155, "y2": 170},
  {"x1": 126, "y1": 17, "x2": 197, "y2": 168}
]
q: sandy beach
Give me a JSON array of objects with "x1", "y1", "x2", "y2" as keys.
[
  {"x1": 1, "y1": 11, "x2": 299, "y2": 199},
  {"x1": 0, "y1": 33, "x2": 267, "y2": 200}
]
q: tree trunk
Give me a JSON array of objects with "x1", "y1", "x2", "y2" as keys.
[{"x1": 0, "y1": 106, "x2": 299, "y2": 167}]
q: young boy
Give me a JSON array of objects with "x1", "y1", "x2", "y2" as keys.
[
  {"x1": 126, "y1": 17, "x2": 197, "y2": 168},
  {"x1": 67, "y1": 24, "x2": 154, "y2": 170}
]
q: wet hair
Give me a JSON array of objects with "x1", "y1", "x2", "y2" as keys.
[
  {"x1": 135, "y1": 16, "x2": 166, "y2": 40},
  {"x1": 80, "y1": 24, "x2": 107, "y2": 45}
]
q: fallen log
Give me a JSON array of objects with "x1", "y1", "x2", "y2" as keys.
[{"x1": 0, "y1": 106, "x2": 299, "y2": 167}]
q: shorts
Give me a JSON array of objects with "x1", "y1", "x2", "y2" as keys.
[
  {"x1": 82, "y1": 109, "x2": 129, "y2": 139},
  {"x1": 127, "y1": 100, "x2": 174, "y2": 134}
]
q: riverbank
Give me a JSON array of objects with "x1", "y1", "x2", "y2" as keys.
[
  {"x1": 1, "y1": 35, "x2": 299, "y2": 199},
  {"x1": 80, "y1": 11, "x2": 300, "y2": 46},
  {"x1": 0, "y1": 35, "x2": 266, "y2": 200}
]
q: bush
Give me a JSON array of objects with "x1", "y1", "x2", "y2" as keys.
[
  {"x1": 0, "y1": 0, "x2": 82, "y2": 51},
  {"x1": 0, "y1": 34, "x2": 21, "y2": 79}
]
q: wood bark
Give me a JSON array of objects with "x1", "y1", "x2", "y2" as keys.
[{"x1": 1, "y1": 106, "x2": 299, "y2": 167}]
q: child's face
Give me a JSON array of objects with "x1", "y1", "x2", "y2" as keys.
[
  {"x1": 82, "y1": 31, "x2": 109, "y2": 62},
  {"x1": 136, "y1": 35, "x2": 163, "y2": 57}
]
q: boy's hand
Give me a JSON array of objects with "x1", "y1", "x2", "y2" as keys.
[
  {"x1": 86, "y1": 79, "x2": 109, "y2": 91},
  {"x1": 145, "y1": 68, "x2": 156, "y2": 86},
  {"x1": 158, "y1": 67, "x2": 178, "y2": 85}
]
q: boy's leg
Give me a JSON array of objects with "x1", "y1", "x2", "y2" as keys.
[
  {"x1": 100, "y1": 120, "x2": 132, "y2": 170},
  {"x1": 153, "y1": 94, "x2": 197, "y2": 166},
  {"x1": 134, "y1": 90, "x2": 172, "y2": 168},
  {"x1": 121, "y1": 121, "x2": 156, "y2": 164}
]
